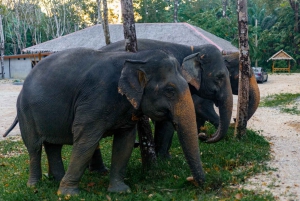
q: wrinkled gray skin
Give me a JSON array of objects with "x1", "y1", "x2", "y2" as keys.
[
  {"x1": 195, "y1": 52, "x2": 260, "y2": 137},
  {"x1": 4, "y1": 48, "x2": 205, "y2": 195},
  {"x1": 100, "y1": 39, "x2": 259, "y2": 158},
  {"x1": 100, "y1": 39, "x2": 233, "y2": 144}
]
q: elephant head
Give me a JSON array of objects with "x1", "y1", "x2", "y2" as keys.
[
  {"x1": 181, "y1": 45, "x2": 233, "y2": 143},
  {"x1": 223, "y1": 52, "x2": 260, "y2": 120},
  {"x1": 118, "y1": 51, "x2": 205, "y2": 185}
]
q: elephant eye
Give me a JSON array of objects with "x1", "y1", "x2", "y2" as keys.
[
  {"x1": 216, "y1": 73, "x2": 225, "y2": 81},
  {"x1": 164, "y1": 86, "x2": 175, "y2": 98},
  {"x1": 214, "y1": 73, "x2": 225, "y2": 85}
]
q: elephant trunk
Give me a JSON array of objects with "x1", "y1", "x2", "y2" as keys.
[
  {"x1": 173, "y1": 89, "x2": 205, "y2": 185},
  {"x1": 247, "y1": 73, "x2": 260, "y2": 120},
  {"x1": 206, "y1": 85, "x2": 233, "y2": 143}
]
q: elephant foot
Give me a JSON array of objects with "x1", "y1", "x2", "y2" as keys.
[
  {"x1": 48, "y1": 171, "x2": 65, "y2": 181},
  {"x1": 57, "y1": 186, "x2": 80, "y2": 196},
  {"x1": 27, "y1": 178, "x2": 40, "y2": 187},
  {"x1": 107, "y1": 181, "x2": 131, "y2": 193}
]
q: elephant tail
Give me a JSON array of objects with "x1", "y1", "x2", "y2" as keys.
[{"x1": 3, "y1": 116, "x2": 18, "y2": 137}]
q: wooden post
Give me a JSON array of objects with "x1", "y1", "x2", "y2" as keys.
[{"x1": 234, "y1": 0, "x2": 251, "y2": 138}]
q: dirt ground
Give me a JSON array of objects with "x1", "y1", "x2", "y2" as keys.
[{"x1": 1, "y1": 74, "x2": 300, "y2": 200}]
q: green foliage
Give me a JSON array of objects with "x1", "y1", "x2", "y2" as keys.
[
  {"x1": 0, "y1": 126, "x2": 273, "y2": 200},
  {"x1": 260, "y1": 93, "x2": 300, "y2": 115},
  {"x1": 2, "y1": 0, "x2": 300, "y2": 71}
]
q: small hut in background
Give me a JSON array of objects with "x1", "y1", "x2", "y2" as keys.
[{"x1": 267, "y1": 50, "x2": 295, "y2": 73}]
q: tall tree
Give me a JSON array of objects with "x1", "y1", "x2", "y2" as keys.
[
  {"x1": 97, "y1": 0, "x2": 110, "y2": 45},
  {"x1": 102, "y1": 0, "x2": 110, "y2": 44},
  {"x1": 174, "y1": 0, "x2": 178, "y2": 22},
  {"x1": 289, "y1": 0, "x2": 299, "y2": 33},
  {"x1": 0, "y1": 7, "x2": 5, "y2": 79},
  {"x1": 235, "y1": 0, "x2": 251, "y2": 137},
  {"x1": 121, "y1": 0, "x2": 137, "y2": 52},
  {"x1": 222, "y1": 0, "x2": 228, "y2": 17},
  {"x1": 121, "y1": 0, "x2": 156, "y2": 168}
]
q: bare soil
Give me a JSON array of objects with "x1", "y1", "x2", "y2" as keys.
[{"x1": 1, "y1": 74, "x2": 300, "y2": 200}]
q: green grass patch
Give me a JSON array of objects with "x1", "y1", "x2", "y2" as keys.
[
  {"x1": 0, "y1": 125, "x2": 273, "y2": 200},
  {"x1": 260, "y1": 93, "x2": 300, "y2": 115}
]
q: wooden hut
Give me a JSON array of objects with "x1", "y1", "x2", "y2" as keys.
[{"x1": 267, "y1": 50, "x2": 295, "y2": 73}]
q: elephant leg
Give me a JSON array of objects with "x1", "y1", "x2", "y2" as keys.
[
  {"x1": 44, "y1": 142, "x2": 65, "y2": 181},
  {"x1": 57, "y1": 126, "x2": 101, "y2": 196},
  {"x1": 27, "y1": 147, "x2": 42, "y2": 187},
  {"x1": 88, "y1": 144, "x2": 109, "y2": 174},
  {"x1": 108, "y1": 127, "x2": 136, "y2": 193},
  {"x1": 154, "y1": 121, "x2": 174, "y2": 159}
]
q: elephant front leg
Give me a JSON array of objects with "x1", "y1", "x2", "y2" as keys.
[
  {"x1": 44, "y1": 142, "x2": 65, "y2": 181},
  {"x1": 108, "y1": 127, "x2": 136, "y2": 193},
  {"x1": 154, "y1": 121, "x2": 174, "y2": 159}
]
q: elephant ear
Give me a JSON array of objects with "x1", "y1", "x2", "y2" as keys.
[
  {"x1": 118, "y1": 59, "x2": 148, "y2": 109},
  {"x1": 181, "y1": 52, "x2": 204, "y2": 90}
]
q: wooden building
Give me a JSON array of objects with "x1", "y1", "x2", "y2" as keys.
[{"x1": 267, "y1": 50, "x2": 295, "y2": 73}]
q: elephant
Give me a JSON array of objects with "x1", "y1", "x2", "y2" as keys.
[
  {"x1": 3, "y1": 48, "x2": 206, "y2": 195},
  {"x1": 194, "y1": 52, "x2": 260, "y2": 137},
  {"x1": 100, "y1": 39, "x2": 259, "y2": 157},
  {"x1": 100, "y1": 39, "x2": 234, "y2": 144}
]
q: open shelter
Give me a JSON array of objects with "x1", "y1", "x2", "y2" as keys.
[{"x1": 267, "y1": 50, "x2": 295, "y2": 73}]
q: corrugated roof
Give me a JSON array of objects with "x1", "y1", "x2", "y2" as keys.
[
  {"x1": 22, "y1": 23, "x2": 238, "y2": 54},
  {"x1": 267, "y1": 49, "x2": 295, "y2": 62}
]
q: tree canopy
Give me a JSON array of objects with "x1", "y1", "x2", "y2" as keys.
[{"x1": 1, "y1": 0, "x2": 299, "y2": 70}]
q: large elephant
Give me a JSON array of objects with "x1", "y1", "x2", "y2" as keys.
[
  {"x1": 4, "y1": 48, "x2": 205, "y2": 195},
  {"x1": 100, "y1": 39, "x2": 259, "y2": 157},
  {"x1": 101, "y1": 39, "x2": 233, "y2": 144}
]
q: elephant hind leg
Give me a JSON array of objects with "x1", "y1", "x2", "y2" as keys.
[
  {"x1": 44, "y1": 142, "x2": 65, "y2": 181},
  {"x1": 88, "y1": 144, "x2": 109, "y2": 175},
  {"x1": 27, "y1": 147, "x2": 42, "y2": 187}
]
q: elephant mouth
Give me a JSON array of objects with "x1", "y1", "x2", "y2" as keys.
[{"x1": 214, "y1": 100, "x2": 220, "y2": 107}]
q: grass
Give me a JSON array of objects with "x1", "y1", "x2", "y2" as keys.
[
  {"x1": 0, "y1": 125, "x2": 274, "y2": 201},
  {"x1": 260, "y1": 93, "x2": 300, "y2": 115}
]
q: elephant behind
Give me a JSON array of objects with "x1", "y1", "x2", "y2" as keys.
[
  {"x1": 5, "y1": 48, "x2": 206, "y2": 195},
  {"x1": 100, "y1": 39, "x2": 259, "y2": 157}
]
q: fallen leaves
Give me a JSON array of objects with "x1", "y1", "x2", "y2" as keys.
[{"x1": 235, "y1": 193, "x2": 243, "y2": 200}]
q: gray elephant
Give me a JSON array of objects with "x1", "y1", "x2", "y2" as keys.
[
  {"x1": 100, "y1": 39, "x2": 259, "y2": 157},
  {"x1": 101, "y1": 39, "x2": 234, "y2": 144},
  {"x1": 194, "y1": 52, "x2": 260, "y2": 138},
  {"x1": 3, "y1": 49, "x2": 206, "y2": 195}
]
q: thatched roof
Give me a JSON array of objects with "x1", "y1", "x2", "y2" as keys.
[
  {"x1": 267, "y1": 50, "x2": 295, "y2": 62},
  {"x1": 22, "y1": 23, "x2": 238, "y2": 54}
]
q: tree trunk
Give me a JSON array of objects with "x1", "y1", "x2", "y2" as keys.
[
  {"x1": 174, "y1": 0, "x2": 178, "y2": 23},
  {"x1": 289, "y1": 0, "x2": 299, "y2": 33},
  {"x1": 120, "y1": 0, "x2": 137, "y2": 52},
  {"x1": 0, "y1": 15, "x2": 4, "y2": 79},
  {"x1": 235, "y1": 0, "x2": 250, "y2": 138},
  {"x1": 137, "y1": 116, "x2": 156, "y2": 169},
  {"x1": 102, "y1": 0, "x2": 111, "y2": 45},
  {"x1": 120, "y1": 0, "x2": 156, "y2": 168},
  {"x1": 97, "y1": 0, "x2": 103, "y2": 24},
  {"x1": 222, "y1": 0, "x2": 228, "y2": 18}
]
